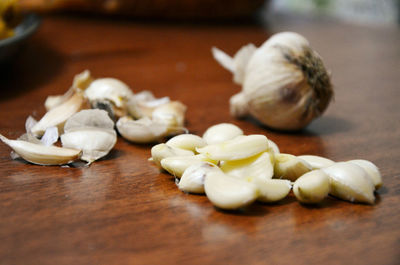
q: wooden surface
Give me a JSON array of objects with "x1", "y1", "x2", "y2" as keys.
[{"x1": 1, "y1": 13, "x2": 399, "y2": 265}]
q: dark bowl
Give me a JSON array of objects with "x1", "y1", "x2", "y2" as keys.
[{"x1": 0, "y1": 13, "x2": 40, "y2": 63}]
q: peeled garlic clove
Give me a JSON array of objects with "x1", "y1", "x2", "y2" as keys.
[
  {"x1": 166, "y1": 134, "x2": 207, "y2": 152},
  {"x1": 298, "y1": 155, "x2": 335, "y2": 169},
  {"x1": 116, "y1": 116, "x2": 169, "y2": 144},
  {"x1": 152, "y1": 101, "x2": 187, "y2": 130},
  {"x1": 0, "y1": 134, "x2": 81, "y2": 165},
  {"x1": 161, "y1": 154, "x2": 216, "y2": 178},
  {"x1": 274, "y1": 153, "x2": 312, "y2": 181},
  {"x1": 257, "y1": 179, "x2": 292, "y2": 203},
  {"x1": 267, "y1": 139, "x2": 280, "y2": 154},
  {"x1": 197, "y1": 134, "x2": 269, "y2": 161},
  {"x1": 348, "y1": 159, "x2": 382, "y2": 190},
  {"x1": 85, "y1": 77, "x2": 133, "y2": 108},
  {"x1": 202, "y1": 123, "x2": 243, "y2": 145},
  {"x1": 151, "y1": 143, "x2": 194, "y2": 168},
  {"x1": 61, "y1": 128, "x2": 116, "y2": 164},
  {"x1": 204, "y1": 169, "x2": 258, "y2": 210},
  {"x1": 322, "y1": 162, "x2": 375, "y2": 204},
  {"x1": 220, "y1": 151, "x2": 274, "y2": 181},
  {"x1": 31, "y1": 92, "x2": 88, "y2": 137},
  {"x1": 64, "y1": 109, "x2": 115, "y2": 132},
  {"x1": 293, "y1": 170, "x2": 330, "y2": 204},
  {"x1": 178, "y1": 162, "x2": 220, "y2": 194}
]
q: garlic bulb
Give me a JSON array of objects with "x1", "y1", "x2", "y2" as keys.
[{"x1": 212, "y1": 31, "x2": 333, "y2": 131}]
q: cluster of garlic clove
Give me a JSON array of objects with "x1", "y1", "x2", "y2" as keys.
[
  {"x1": 212, "y1": 32, "x2": 334, "y2": 131},
  {"x1": 1, "y1": 70, "x2": 188, "y2": 166},
  {"x1": 151, "y1": 123, "x2": 382, "y2": 210}
]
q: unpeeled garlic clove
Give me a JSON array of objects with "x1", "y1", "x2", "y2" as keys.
[
  {"x1": 151, "y1": 101, "x2": 187, "y2": 131},
  {"x1": 220, "y1": 151, "x2": 274, "y2": 181},
  {"x1": 166, "y1": 134, "x2": 207, "y2": 152},
  {"x1": 293, "y1": 170, "x2": 330, "y2": 204},
  {"x1": 348, "y1": 159, "x2": 382, "y2": 190},
  {"x1": 202, "y1": 123, "x2": 243, "y2": 145},
  {"x1": 196, "y1": 134, "x2": 269, "y2": 161},
  {"x1": 85, "y1": 77, "x2": 133, "y2": 109},
  {"x1": 31, "y1": 91, "x2": 88, "y2": 137},
  {"x1": 274, "y1": 153, "x2": 312, "y2": 181},
  {"x1": 204, "y1": 169, "x2": 258, "y2": 210},
  {"x1": 0, "y1": 133, "x2": 81, "y2": 165},
  {"x1": 297, "y1": 155, "x2": 335, "y2": 169},
  {"x1": 256, "y1": 179, "x2": 292, "y2": 203},
  {"x1": 44, "y1": 70, "x2": 93, "y2": 111},
  {"x1": 160, "y1": 154, "x2": 216, "y2": 178},
  {"x1": 116, "y1": 116, "x2": 169, "y2": 144},
  {"x1": 151, "y1": 143, "x2": 194, "y2": 168},
  {"x1": 322, "y1": 162, "x2": 375, "y2": 204},
  {"x1": 178, "y1": 162, "x2": 220, "y2": 194},
  {"x1": 61, "y1": 109, "x2": 117, "y2": 164}
]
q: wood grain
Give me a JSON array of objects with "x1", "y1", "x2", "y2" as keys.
[{"x1": 0, "y1": 13, "x2": 399, "y2": 265}]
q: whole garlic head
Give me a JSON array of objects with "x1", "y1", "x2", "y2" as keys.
[{"x1": 213, "y1": 32, "x2": 333, "y2": 131}]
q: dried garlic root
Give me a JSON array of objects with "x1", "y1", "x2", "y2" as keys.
[{"x1": 151, "y1": 122, "x2": 383, "y2": 210}]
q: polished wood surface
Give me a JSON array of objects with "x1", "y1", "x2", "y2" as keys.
[{"x1": 1, "y1": 13, "x2": 399, "y2": 265}]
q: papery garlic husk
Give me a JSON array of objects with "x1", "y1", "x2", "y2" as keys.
[
  {"x1": 61, "y1": 109, "x2": 117, "y2": 163},
  {"x1": 0, "y1": 133, "x2": 81, "y2": 165},
  {"x1": 213, "y1": 31, "x2": 333, "y2": 131}
]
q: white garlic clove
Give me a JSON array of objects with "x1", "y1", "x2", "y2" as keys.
[
  {"x1": 116, "y1": 116, "x2": 169, "y2": 144},
  {"x1": 166, "y1": 134, "x2": 207, "y2": 152},
  {"x1": 322, "y1": 162, "x2": 375, "y2": 204},
  {"x1": 204, "y1": 169, "x2": 258, "y2": 210},
  {"x1": 267, "y1": 139, "x2": 280, "y2": 155},
  {"x1": 293, "y1": 170, "x2": 330, "y2": 204},
  {"x1": 230, "y1": 92, "x2": 249, "y2": 118},
  {"x1": 61, "y1": 128, "x2": 116, "y2": 164},
  {"x1": 202, "y1": 123, "x2": 243, "y2": 145},
  {"x1": 298, "y1": 155, "x2": 335, "y2": 169},
  {"x1": 31, "y1": 91, "x2": 89, "y2": 137},
  {"x1": 160, "y1": 154, "x2": 216, "y2": 178},
  {"x1": 178, "y1": 162, "x2": 220, "y2": 194},
  {"x1": 40, "y1": 126, "x2": 59, "y2": 146},
  {"x1": 0, "y1": 133, "x2": 81, "y2": 165},
  {"x1": 274, "y1": 153, "x2": 312, "y2": 181},
  {"x1": 151, "y1": 143, "x2": 194, "y2": 168},
  {"x1": 256, "y1": 179, "x2": 292, "y2": 203},
  {"x1": 220, "y1": 151, "x2": 274, "y2": 181},
  {"x1": 85, "y1": 77, "x2": 133, "y2": 109},
  {"x1": 197, "y1": 134, "x2": 269, "y2": 161},
  {"x1": 151, "y1": 101, "x2": 187, "y2": 130},
  {"x1": 347, "y1": 159, "x2": 382, "y2": 190}
]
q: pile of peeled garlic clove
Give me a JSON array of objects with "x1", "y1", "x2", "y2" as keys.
[
  {"x1": 0, "y1": 70, "x2": 188, "y2": 166},
  {"x1": 150, "y1": 123, "x2": 382, "y2": 210}
]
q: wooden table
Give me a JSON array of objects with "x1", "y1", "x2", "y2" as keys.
[{"x1": 1, "y1": 12, "x2": 399, "y2": 265}]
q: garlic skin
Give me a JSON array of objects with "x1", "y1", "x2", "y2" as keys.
[{"x1": 213, "y1": 32, "x2": 333, "y2": 131}]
